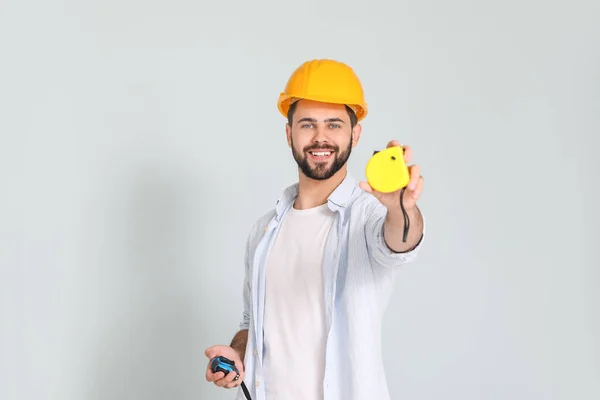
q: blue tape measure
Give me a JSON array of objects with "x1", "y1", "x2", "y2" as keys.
[{"x1": 210, "y1": 356, "x2": 252, "y2": 400}]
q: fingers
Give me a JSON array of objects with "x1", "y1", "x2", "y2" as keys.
[
  {"x1": 411, "y1": 176, "x2": 424, "y2": 200},
  {"x1": 205, "y1": 345, "x2": 221, "y2": 359},
  {"x1": 215, "y1": 370, "x2": 243, "y2": 388},
  {"x1": 359, "y1": 181, "x2": 384, "y2": 201},
  {"x1": 205, "y1": 345, "x2": 246, "y2": 389},
  {"x1": 222, "y1": 358, "x2": 245, "y2": 389},
  {"x1": 206, "y1": 360, "x2": 225, "y2": 382},
  {"x1": 225, "y1": 371, "x2": 245, "y2": 389},
  {"x1": 214, "y1": 370, "x2": 236, "y2": 387},
  {"x1": 386, "y1": 140, "x2": 401, "y2": 148},
  {"x1": 402, "y1": 145, "x2": 412, "y2": 164},
  {"x1": 204, "y1": 346, "x2": 225, "y2": 383},
  {"x1": 408, "y1": 164, "x2": 420, "y2": 191},
  {"x1": 205, "y1": 363, "x2": 244, "y2": 388}
]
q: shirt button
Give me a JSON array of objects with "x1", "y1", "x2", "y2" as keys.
[
  {"x1": 254, "y1": 349, "x2": 258, "y2": 356},
  {"x1": 256, "y1": 380, "x2": 260, "y2": 387}
]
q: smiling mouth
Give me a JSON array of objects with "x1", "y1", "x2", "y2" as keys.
[
  {"x1": 307, "y1": 150, "x2": 334, "y2": 164},
  {"x1": 309, "y1": 150, "x2": 333, "y2": 157}
]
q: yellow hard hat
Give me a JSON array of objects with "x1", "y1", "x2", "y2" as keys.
[{"x1": 277, "y1": 59, "x2": 368, "y2": 122}]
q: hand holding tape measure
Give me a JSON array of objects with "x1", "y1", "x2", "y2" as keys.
[
  {"x1": 360, "y1": 140, "x2": 424, "y2": 242},
  {"x1": 205, "y1": 346, "x2": 252, "y2": 399},
  {"x1": 210, "y1": 356, "x2": 252, "y2": 399}
]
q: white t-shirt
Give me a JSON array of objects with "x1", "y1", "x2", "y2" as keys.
[{"x1": 262, "y1": 203, "x2": 335, "y2": 400}]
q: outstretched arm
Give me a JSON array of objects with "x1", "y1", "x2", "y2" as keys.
[{"x1": 361, "y1": 140, "x2": 425, "y2": 263}]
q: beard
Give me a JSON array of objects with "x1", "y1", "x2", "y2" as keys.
[{"x1": 291, "y1": 136, "x2": 353, "y2": 180}]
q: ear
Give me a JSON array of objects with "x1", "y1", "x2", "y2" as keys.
[
  {"x1": 285, "y1": 123, "x2": 292, "y2": 148},
  {"x1": 351, "y1": 123, "x2": 362, "y2": 148}
]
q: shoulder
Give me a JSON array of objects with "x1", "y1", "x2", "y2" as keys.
[
  {"x1": 246, "y1": 179, "x2": 299, "y2": 236},
  {"x1": 246, "y1": 208, "x2": 276, "y2": 244}
]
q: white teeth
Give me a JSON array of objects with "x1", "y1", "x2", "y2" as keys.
[{"x1": 312, "y1": 152, "x2": 331, "y2": 156}]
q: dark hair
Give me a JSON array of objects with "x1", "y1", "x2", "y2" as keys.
[{"x1": 287, "y1": 100, "x2": 358, "y2": 129}]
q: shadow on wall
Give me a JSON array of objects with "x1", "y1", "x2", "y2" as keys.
[{"x1": 86, "y1": 165, "x2": 214, "y2": 400}]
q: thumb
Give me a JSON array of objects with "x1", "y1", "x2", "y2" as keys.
[
  {"x1": 205, "y1": 345, "x2": 224, "y2": 359},
  {"x1": 360, "y1": 181, "x2": 384, "y2": 200},
  {"x1": 359, "y1": 181, "x2": 373, "y2": 194}
]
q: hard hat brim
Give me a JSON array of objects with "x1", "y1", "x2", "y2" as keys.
[{"x1": 277, "y1": 93, "x2": 368, "y2": 122}]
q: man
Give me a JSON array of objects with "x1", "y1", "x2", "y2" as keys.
[{"x1": 205, "y1": 59, "x2": 425, "y2": 400}]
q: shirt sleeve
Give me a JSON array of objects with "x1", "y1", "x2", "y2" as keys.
[
  {"x1": 364, "y1": 201, "x2": 426, "y2": 269},
  {"x1": 238, "y1": 229, "x2": 253, "y2": 331},
  {"x1": 238, "y1": 211, "x2": 274, "y2": 331}
]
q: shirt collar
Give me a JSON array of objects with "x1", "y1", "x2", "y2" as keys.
[{"x1": 275, "y1": 173, "x2": 360, "y2": 222}]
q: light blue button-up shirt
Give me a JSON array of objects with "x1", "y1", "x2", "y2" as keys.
[{"x1": 236, "y1": 173, "x2": 425, "y2": 400}]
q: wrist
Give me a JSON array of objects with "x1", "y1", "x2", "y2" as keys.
[
  {"x1": 231, "y1": 344, "x2": 245, "y2": 360},
  {"x1": 386, "y1": 203, "x2": 419, "y2": 221}
]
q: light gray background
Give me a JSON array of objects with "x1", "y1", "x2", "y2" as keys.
[{"x1": 1, "y1": 1, "x2": 599, "y2": 399}]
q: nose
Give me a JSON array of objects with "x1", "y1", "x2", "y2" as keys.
[{"x1": 312, "y1": 125, "x2": 329, "y2": 143}]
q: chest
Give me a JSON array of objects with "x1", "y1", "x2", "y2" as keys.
[{"x1": 265, "y1": 210, "x2": 335, "y2": 282}]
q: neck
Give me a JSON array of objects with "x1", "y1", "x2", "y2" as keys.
[{"x1": 294, "y1": 166, "x2": 347, "y2": 210}]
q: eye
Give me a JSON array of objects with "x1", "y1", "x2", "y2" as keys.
[
  {"x1": 300, "y1": 123, "x2": 314, "y2": 129},
  {"x1": 329, "y1": 124, "x2": 341, "y2": 129}
]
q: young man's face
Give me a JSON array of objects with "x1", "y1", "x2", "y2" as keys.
[{"x1": 286, "y1": 99, "x2": 362, "y2": 181}]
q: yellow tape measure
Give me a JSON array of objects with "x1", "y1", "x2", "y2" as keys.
[{"x1": 365, "y1": 146, "x2": 410, "y2": 193}]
